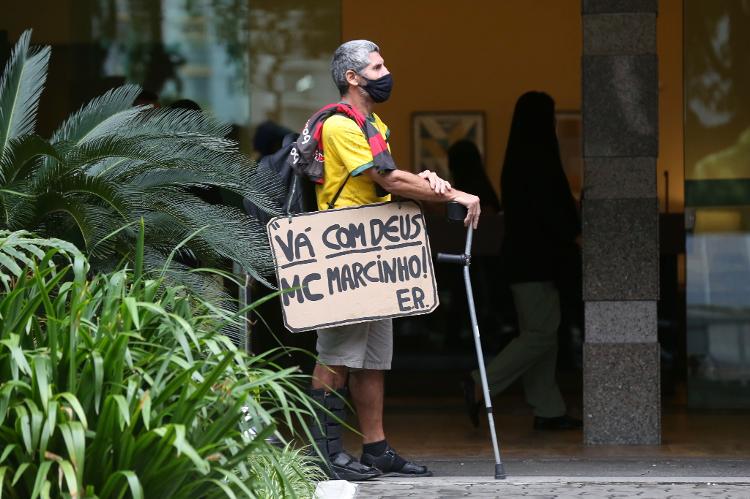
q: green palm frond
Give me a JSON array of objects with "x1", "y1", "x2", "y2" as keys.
[
  {"x1": 74, "y1": 134, "x2": 223, "y2": 172},
  {"x1": 0, "y1": 134, "x2": 61, "y2": 184},
  {"x1": 0, "y1": 136, "x2": 59, "y2": 230},
  {"x1": 33, "y1": 192, "x2": 122, "y2": 256},
  {"x1": 101, "y1": 126, "x2": 241, "y2": 182},
  {"x1": 113, "y1": 133, "x2": 236, "y2": 168},
  {"x1": 82, "y1": 132, "x2": 283, "y2": 218},
  {"x1": 153, "y1": 193, "x2": 274, "y2": 280},
  {"x1": 212, "y1": 159, "x2": 283, "y2": 215},
  {"x1": 142, "y1": 248, "x2": 230, "y2": 304},
  {"x1": 0, "y1": 30, "x2": 50, "y2": 160},
  {"x1": 141, "y1": 212, "x2": 215, "y2": 255},
  {"x1": 128, "y1": 168, "x2": 222, "y2": 190},
  {"x1": 1, "y1": 184, "x2": 35, "y2": 228},
  {"x1": 128, "y1": 160, "x2": 281, "y2": 215},
  {"x1": 51, "y1": 84, "x2": 143, "y2": 145},
  {"x1": 37, "y1": 168, "x2": 131, "y2": 218},
  {"x1": 57, "y1": 134, "x2": 173, "y2": 173},
  {"x1": 0, "y1": 30, "x2": 288, "y2": 291},
  {"x1": 128, "y1": 107, "x2": 233, "y2": 139},
  {"x1": 65, "y1": 134, "x2": 282, "y2": 216}
]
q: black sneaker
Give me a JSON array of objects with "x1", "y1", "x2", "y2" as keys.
[
  {"x1": 533, "y1": 415, "x2": 583, "y2": 430},
  {"x1": 361, "y1": 445, "x2": 433, "y2": 477}
]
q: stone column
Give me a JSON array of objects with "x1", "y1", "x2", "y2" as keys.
[{"x1": 581, "y1": 0, "x2": 660, "y2": 445}]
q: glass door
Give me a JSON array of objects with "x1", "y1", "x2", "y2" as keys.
[{"x1": 684, "y1": 0, "x2": 750, "y2": 408}]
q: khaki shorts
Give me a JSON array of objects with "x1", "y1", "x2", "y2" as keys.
[{"x1": 316, "y1": 319, "x2": 393, "y2": 370}]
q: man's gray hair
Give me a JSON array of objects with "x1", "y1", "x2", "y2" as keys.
[{"x1": 331, "y1": 40, "x2": 380, "y2": 96}]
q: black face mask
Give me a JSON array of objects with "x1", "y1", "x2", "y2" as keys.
[{"x1": 361, "y1": 73, "x2": 393, "y2": 103}]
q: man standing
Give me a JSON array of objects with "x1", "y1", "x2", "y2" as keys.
[{"x1": 308, "y1": 40, "x2": 481, "y2": 480}]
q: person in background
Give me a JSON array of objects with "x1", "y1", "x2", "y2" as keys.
[
  {"x1": 447, "y1": 140, "x2": 500, "y2": 213},
  {"x1": 443, "y1": 140, "x2": 504, "y2": 349},
  {"x1": 463, "y1": 91, "x2": 582, "y2": 431},
  {"x1": 132, "y1": 89, "x2": 160, "y2": 108},
  {"x1": 169, "y1": 98, "x2": 201, "y2": 111},
  {"x1": 253, "y1": 120, "x2": 293, "y2": 159}
]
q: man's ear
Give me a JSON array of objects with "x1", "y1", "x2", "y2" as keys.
[{"x1": 345, "y1": 69, "x2": 360, "y2": 87}]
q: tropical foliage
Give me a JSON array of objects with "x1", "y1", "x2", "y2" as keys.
[
  {"x1": 0, "y1": 229, "x2": 322, "y2": 498},
  {"x1": 0, "y1": 30, "x2": 282, "y2": 295}
]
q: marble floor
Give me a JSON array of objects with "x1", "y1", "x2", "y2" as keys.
[{"x1": 342, "y1": 389, "x2": 750, "y2": 461}]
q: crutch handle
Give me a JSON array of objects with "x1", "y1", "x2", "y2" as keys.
[
  {"x1": 436, "y1": 253, "x2": 467, "y2": 265},
  {"x1": 446, "y1": 201, "x2": 468, "y2": 222}
]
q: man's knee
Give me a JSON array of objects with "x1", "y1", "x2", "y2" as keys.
[
  {"x1": 312, "y1": 363, "x2": 349, "y2": 390},
  {"x1": 349, "y1": 369, "x2": 385, "y2": 390}
]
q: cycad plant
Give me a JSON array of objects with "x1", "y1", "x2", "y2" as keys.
[
  {"x1": 0, "y1": 30, "x2": 281, "y2": 294},
  {"x1": 0, "y1": 229, "x2": 322, "y2": 498}
]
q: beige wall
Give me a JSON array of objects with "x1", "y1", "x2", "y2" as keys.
[
  {"x1": 2, "y1": 1, "x2": 101, "y2": 135},
  {"x1": 3, "y1": 1, "x2": 80, "y2": 43},
  {"x1": 343, "y1": 0, "x2": 684, "y2": 211},
  {"x1": 658, "y1": 0, "x2": 684, "y2": 213}
]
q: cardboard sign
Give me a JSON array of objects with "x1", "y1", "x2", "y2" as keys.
[{"x1": 267, "y1": 201, "x2": 439, "y2": 332}]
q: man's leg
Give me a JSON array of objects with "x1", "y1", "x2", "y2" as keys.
[
  {"x1": 349, "y1": 369, "x2": 385, "y2": 443},
  {"x1": 516, "y1": 283, "x2": 580, "y2": 429},
  {"x1": 470, "y1": 281, "x2": 560, "y2": 397},
  {"x1": 311, "y1": 324, "x2": 381, "y2": 480},
  {"x1": 522, "y1": 349, "x2": 566, "y2": 418},
  {"x1": 312, "y1": 363, "x2": 348, "y2": 391},
  {"x1": 517, "y1": 282, "x2": 565, "y2": 417},
  {"x1": 356, "y1": 319, "x2": 431, "y2": 477},
  {"x1": 515, "y1": 282, "x2": 565, "y2": 418}
]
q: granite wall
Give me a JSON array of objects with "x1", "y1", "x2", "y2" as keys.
[{"x1": 581, "y1": 0, "x2": 661, "y2": 445}]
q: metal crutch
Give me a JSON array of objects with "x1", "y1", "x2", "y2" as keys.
[{"x1": 436, "y1": 202, "x2": 505, "y2": 480}]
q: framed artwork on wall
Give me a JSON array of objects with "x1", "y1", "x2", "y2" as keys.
[
  {"x1": 411, "y1": 111, "x2": 485, "y2": 180},
  {"x1": 556, "y1": 110, "x2": 583, "y2": 199}
]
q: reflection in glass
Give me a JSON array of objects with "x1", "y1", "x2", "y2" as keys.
[
  {"x1": 87, "y1": 0, "x2": 340, "y2": 148},
  {"x1": 685, "y1": 0, "x2": 750, "y2": 408},
  {"x1": 248, "y1": 0, "x2": 341, "y2": 131}
]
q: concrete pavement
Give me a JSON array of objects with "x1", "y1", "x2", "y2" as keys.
[
  {"x1": 353, "y1": 459, "x2": 750, "y2": 498},
  {"x1": 355, "y1": 476, "x2": 750, "y2": 498}
]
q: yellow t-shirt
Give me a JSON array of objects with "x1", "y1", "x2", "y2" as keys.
[{"x1": 316, "y1": 113, "x2": 392, "y2": 210}]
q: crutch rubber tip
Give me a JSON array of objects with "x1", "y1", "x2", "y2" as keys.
[{"x1": 495, "y1": 463, "x2": 506, "y2": 480}]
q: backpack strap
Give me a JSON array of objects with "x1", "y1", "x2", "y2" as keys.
[
  {"x1": 323, "y1": 105, "x2": 368, "y2": 210},
  {"x1": 326, "y1": 173, "x2": 351, "y2": 210}
]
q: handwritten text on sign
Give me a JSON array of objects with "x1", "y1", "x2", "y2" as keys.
[{"x1": 267, "y1": 201, "x2": 439, "y2": 332}]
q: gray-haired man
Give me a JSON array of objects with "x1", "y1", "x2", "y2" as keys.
[{"x1": 308, "y1": 40, "x2": 481, "y2": 481}]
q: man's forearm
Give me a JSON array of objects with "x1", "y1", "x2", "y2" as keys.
[
  {"x1": 375, "y1": 169, "x2": 458, "y2": 202},
  {"x1": 365, "y1": 167, "x2": 481, "y2": 228}
]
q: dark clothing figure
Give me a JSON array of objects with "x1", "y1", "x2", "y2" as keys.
[
  {"x1": 448, "y1": 140, "x2": 501, "y2": 213},
  {"x1": 445, "y1": 140, "x2": 503, "y2": 347},
  {"x1": 133, "y1": 89, "x2": 160, "y2": 108},
  {"x1": 169, "y1": 98, "x2": 201, "y2": 111},
  {"x1": 500, "y1": 93, "x2": 580, "y2": 283},
  {"x1": 466, "y1": 91, "x2": 581, "y2": 430},
  {"x1": 253, "y1": 120, "x2": 293, "y2": 158}
]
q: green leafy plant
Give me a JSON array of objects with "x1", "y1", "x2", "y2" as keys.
[
  {"x1": 0, "y1": 229, "x2": 321, "y2": 498},
  {"x1": 240, "y1": 444, "x2": 326, "y2": 499},
  {"x1": 0, "y1": 30, "x2": 282, "y2": 294}
]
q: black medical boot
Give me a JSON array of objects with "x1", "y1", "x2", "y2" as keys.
[{"x1": 309, "y1": 388, "x2": 382, "y2": 481}]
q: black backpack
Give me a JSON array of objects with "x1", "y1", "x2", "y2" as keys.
[{"x1": 243, "y1": 132, "x2": 350, "y2": 225}]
